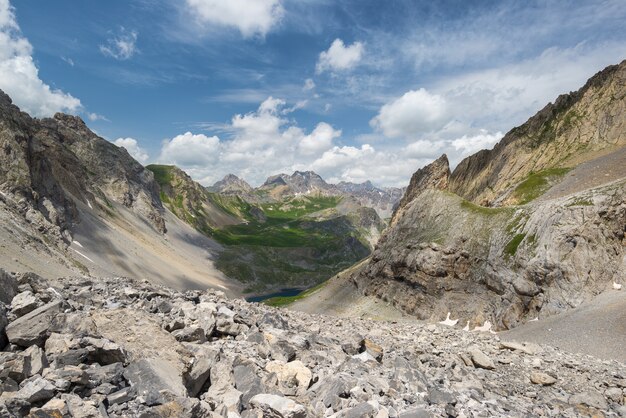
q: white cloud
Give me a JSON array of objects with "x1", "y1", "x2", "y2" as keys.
[
  {"x1": 100, "y1": 28, "x2": 138, "y2": 60},
  {"x1": 303, "y1": 78, "x2": 315, "y2": 91},
  {"x1": 316, "y1": 39, "x2": 364, "y2": 73},
  {"x1": 0, "y1": 0, "x2": 81, "y2": 117},
  {"x1": 185, "y1": 0, "x2": 284, "y2": 38},
  {"x1": 298, "y1": 122, "x2": 341, "y2": 155},
  {"x1": 114, "y1": 137, "x2": 150, "y2": 164},
  {"x1": 450, "y1": 131, "x2": 502, "y2": 158},
  {"x1": 159, "y1": 132, "x2": 220, "y2": 168},
  {"x1": 404, "y1": 140, "x2": 443, "y2": 159},
  {"x1": 87, "y1": 112, "x2": 108, "y2": 122},
  {"x1": 371, "y1": 88, "x2": 448, "y2": 138}
]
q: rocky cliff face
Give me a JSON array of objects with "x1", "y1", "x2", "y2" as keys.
[
  {"x1": 353, "y1": 62, "x2": 626, "y2": 330},
  {"x1": 1, "y1": 269, "x2": 624, "y2": 417},
  {"x1": 0, "y1": 91, "x2": 165, "y2": 244},
  {"x1": 449, "y1": 60, "x2": 626, "y2": 206}
]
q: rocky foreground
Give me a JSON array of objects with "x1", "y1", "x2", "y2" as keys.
[{"x1": 1, "y1": 269, "x2": 625, "y2": 418}]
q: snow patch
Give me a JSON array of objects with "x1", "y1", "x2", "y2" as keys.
[{"x1": 72, "y1": 248, "x2": 94, "y2": 263}]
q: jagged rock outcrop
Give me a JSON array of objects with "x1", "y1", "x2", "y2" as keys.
[
  {"x1": 449, "y1": 59, "x2": 626, "y2": 206},
  {"x1": 390, "y1": 154, "x2": 450, "y2": 226},
  {"x1": 1, "y1": 268, "x2": 625, "y2": 417},
  {"x1": 353, "y1": 62, "x2": 626, "y2": 330},
  {"x1": 0, "y1": 90, "x2": 165, "y2": 244}
]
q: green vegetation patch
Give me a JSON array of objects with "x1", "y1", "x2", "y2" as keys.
[
  {"x1": 511, "y1": 167, "x2": 571, "y2": 204},
  {"x1": 263, "y1": 281, "x2": 329, "y2": 307},
  {"x1": 460, "y1": 200, "x2": 511, "y2": 216},
  {"x1": 504, "y1": 233, "x2": 526, "y2": 257},
  {"x1": 566, "y1": 197, "x2": 593, "y2": 207},
  {"x1": 146, "y1": 164, "x2": 174, "y2": 186}
]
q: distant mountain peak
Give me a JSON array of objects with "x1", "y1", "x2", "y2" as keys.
[{"x1": 208, "y1": 174, "x2": 253, "y2": 194}]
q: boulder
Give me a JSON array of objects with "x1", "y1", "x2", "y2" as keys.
[
  {"x1": 249, "y1": 394, "x2": 306, "y2": 418},
  {"x1": 23, "y1": 345, "x2": 49, "y2": 377},
  {"x1": 265, "y1": 360, "x2": 312, "y2": 395},
  {"x1": 15, "y1": 377, "x2": 56, "y2": 403},
  {"x1": 469, "y1": 349, "x2": 495, "y2": 370},
  {"x1": 530, "y1": 371, "x2": 557, "y2": 386},
  {"x1": 124, "y1": 358, "x2": 189, "y2": 399},
  {"x1": 184, "y1": 344, "x2": 220, "y2": 397},
  {"x1": 6, "y1": 300, "x2": 63, "y2": 347},
  {"x1": 10, "y1": 291, "x2": 41, "y2": 317}
]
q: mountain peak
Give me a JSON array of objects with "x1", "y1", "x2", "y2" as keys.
[{"x1": 208, "y1": 174, "x2": 253, "y2": 194}]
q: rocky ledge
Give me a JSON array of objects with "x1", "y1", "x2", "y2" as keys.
[{"x1": 0, "y1": 269, "x2": 625, "y2": 418}]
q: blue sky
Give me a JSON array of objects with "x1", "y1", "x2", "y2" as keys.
[{"x1": 2, "y1": 0, "x2": 626, "y2": 186}]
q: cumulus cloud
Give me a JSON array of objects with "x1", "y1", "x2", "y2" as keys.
[
  {"x1": 316, "y1": 39, "x2": 364, "y2": 73},
  {"x1": 100, "y1": 28, "x2": 138, "y2": 60},
  {"x1": 0, "y1": 0, "x2": 81, "y2": 117},
  {"x1": 185, "y1": 0, "x2": 284, "y2": 38},
  {"x1": 114, "y1": 137, "x2": 150, "y2": 164},
  {"x1": 371, "y1": 88, "x2": 448, "y2": 138},
  {"x1": 298, "y1": 122, "x2": 341, "y2": 155},
  {"x1": 158, "y1": 132, "x2": 220, "y2": 168},
  {"x1": 450, "y1": 131, "x2": 502, "y2": 158}
]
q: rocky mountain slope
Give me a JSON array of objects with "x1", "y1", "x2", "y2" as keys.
[
  {"x1": 1, "y1": 268, "x2": 625, "y2": 418},
  {"x1": 0, "y1": 90, "x2": 233, "y2": 293},
  {"x1": 449, "y1": 59, "x2": 626, "y2": 206},
  {"x1": 350, "y1": 61, "x2": 626, "y2": 331}
]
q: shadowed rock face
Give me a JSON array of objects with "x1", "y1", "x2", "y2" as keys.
[
  {"x1": 0, "y1": 91, "x2": 165, "y2": 243},
  {"x1": 353, "y1": 61, "x2": 626, "y2": 330}
]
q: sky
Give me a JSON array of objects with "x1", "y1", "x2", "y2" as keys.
[{"x1": 1, "y1": 0, "x2": 626, "y2": 187}]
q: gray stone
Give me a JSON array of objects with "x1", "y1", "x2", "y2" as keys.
[
  {"x1": 82, "y1": 337, "x2": 126, "y2": 365},
  {"x1": 529, "y1": 371, "x2": 557, "y2": 386},
  {"x1": 6, "y1": 300, "x2": 63, "y2": 347},
  {"x1": 23, "y1": 345, "x2": 49, "y2": 376},
  {"x1": 124, "y1": 358, "x2": 188, "y2": 398},
  {"x1": 398, "y1": 408, "x2": 432, "y2": 418},
  {"x1": 216, "y1": 318, "x2": 248, "y2": 336},
  {"x1": 569, "y1": 390, "x2": 608, "y2": 410},
  {"x1": 184, "y1": 345, "x2": 219, "y2": 397},
  {"x1": 173, "y1": 326, "x2": 207, "y2": 343},
  {"x1": 107, "y1": 387, "x2": 135, "y2": 405},
  {"x1": 10, "y1": 290, "x2": 41, "y2": 317},
  {"x1": 249, "y1": 394, "x2": 306, "y2": 418},
  {"x1": 342, "y1": 402, "x2": 378, "y2": 418},
  {"x1": 16, "y1": 376, "x2": 56, "y2": 403},
  {"x1": 469, "y1": 349, "x2": 495, "y2": 370},
  {"x1": 234, "y1": 360, "x2": 266, "y2": 403}
]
